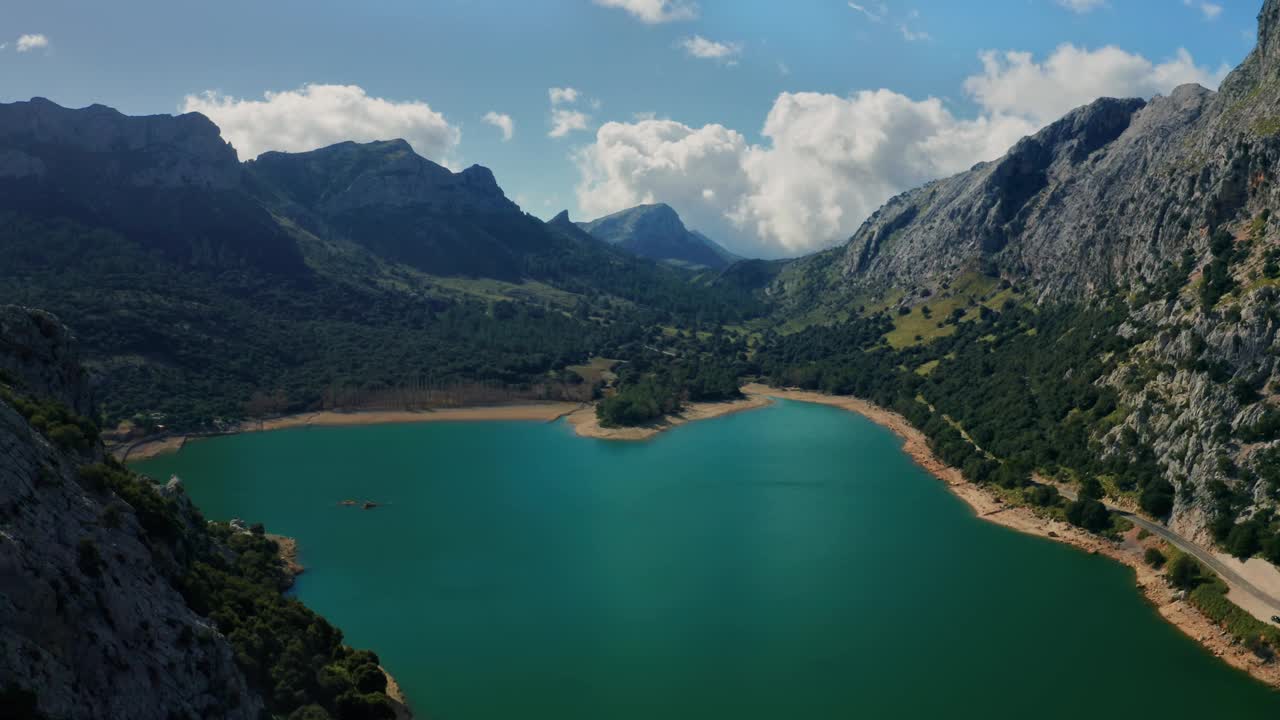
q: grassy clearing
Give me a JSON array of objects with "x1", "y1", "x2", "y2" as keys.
[{"x1": 568, "y1": 357, "x2": 620, "y2": 386}]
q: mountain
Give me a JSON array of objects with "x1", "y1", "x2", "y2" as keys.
[
  {"x1": 767, "y1": 0, "x2": 1280, "y2": 548},
  {"x1": 0, "y1": 99, "x2": 766, "y2": 433},
  {"x1": 0, "y1": 307, "x2": 407, "y2": 719},
  {"x1": 0, "y1": 97, "x2": 303, "y2": 273},
  {"x1": 578, "y1": 203, "x2": 741, "y2": 271},
  {"x1": 246, "y1": 140, "x2": 554, "y2": 280}
]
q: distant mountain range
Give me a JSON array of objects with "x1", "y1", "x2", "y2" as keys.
[{"x1": 577, "y1": 203, "x2": 742, "y2": 271}]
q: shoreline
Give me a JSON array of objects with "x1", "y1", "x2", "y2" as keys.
[
  {"x1": 565, "y1": 394, "x2": 774, "y2": 441},
  {"x1": 738, "y1": 383, "x2": 1280, "y2": 689},
  {"x1": 116, "y1": 402, "x2": 585, "y2": 461},
  {"x1": 122, "y1": 383, "x2": 1280, "y2": 686}
]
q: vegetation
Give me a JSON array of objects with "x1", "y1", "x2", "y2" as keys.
[
  {"x1": 1143, "y1": 547, "x2": 1166, "y2": 568},
  {"x1": 71, "y1": 452, "x2": 401, "y2": 719},
  {"x1": 0, "y1": 212, "x2": 771, "y2": 434}
]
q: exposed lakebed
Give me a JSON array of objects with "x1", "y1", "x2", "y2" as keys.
[{"x1": 134, "y1": 400, "x2": 1280, "y2": 718}]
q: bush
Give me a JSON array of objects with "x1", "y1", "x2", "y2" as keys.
[
  {"x1": 1167, "y1": 554, "x2": 1203, "y2": 590},
  {"x1": 1066, "y1": 498, "x2": 1110, "y2": 532},
  {"x1": 1226, "y1": 520, "x2": 1263, "y2": 559},
  {"x1": 1139, "y1": 479, "x2": 1175, "y2": 518},
  {"x1": 1143, "y1": 547, "x2": 1166, "y2": 568}
]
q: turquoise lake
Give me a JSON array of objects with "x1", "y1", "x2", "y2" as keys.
[{"x1": 133, "y1": 399, "x2": 1280, "y2": 718}]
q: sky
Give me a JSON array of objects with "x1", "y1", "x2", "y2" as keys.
[{"x1": 0, "y1": 0, "x2": 1262, "y2": 259}]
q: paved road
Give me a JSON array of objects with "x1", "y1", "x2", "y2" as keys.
[{"x1": 1059, "y1": 486, "x2": 1280, "y2": 621}]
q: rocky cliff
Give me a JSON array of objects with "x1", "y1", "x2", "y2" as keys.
[
  {"x1": 0, "y1": 306, "x2": 406, "y2": 719},
  {"x1": 774, "y1": 0, "x2": 1280, "y2": 548},
  {"x1": 0, "y1": 306, "x2": 263, "y2": 719}
]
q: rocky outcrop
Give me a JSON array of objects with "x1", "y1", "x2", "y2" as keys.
[
  {"x1": 579, "y1": 203, "x2": 741, "y2": 270},
  {"x1": 0, "y1": 307, "x2": 92, "y2": 415},
  {"x1": 0, "y1": 307, "x2": 263, "y2": 719}
]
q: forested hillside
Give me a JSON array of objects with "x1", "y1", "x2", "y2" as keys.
[{"x1": 0, "y1": 98, "x2": 764, "y2": 436}]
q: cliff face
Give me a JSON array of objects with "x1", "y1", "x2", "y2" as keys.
[
  {"x1": 0, "y1": 307, "x2": 263, "y2": 719},
  {"x1": 0, "y1": 98, "x2": 303, "y2": 273},
  {"x1": 774, "y1": 0, "x2": 1280, "y2": 543}
]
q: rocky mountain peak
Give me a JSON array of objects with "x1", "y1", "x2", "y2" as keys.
[
  {"x1": 579, "y1": 203, "x2": 740, "y2": 270},
  {"x1": 248, "y1": 140, "x2": 518, "y2": 216},
  {"x1": 0, "y1": 97, "x2": 240, "y2": 189}
]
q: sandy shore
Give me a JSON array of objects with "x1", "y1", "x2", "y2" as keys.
[
  {"x1": 566, "y1": 394, "x2": 774, "y2": 440},
  {"x1": 381, "y1": 667, "x2": 413, "y2": 720},
  {"x1": 740, "y1": 383, "x2": 1280, "y2": 688},
  {"x1": 116, "y1": 402, "x2": 585, "y2": 461}
]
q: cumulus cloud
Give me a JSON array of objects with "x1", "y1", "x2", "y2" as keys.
[
  {"x1": 680, "y1": 35, "x2": 742, "y2": 64},
  {"x1": 1184, "y1": 1, "x2": 1223, "y2": 20},
  {"x1": 592, "y1": 0, "x2": 697, "y2": 24},
  {"x1": 574, "y1": 44, "x2": 1227, "y2": 257},
  {"x1": 550, "y1": 109, "x2": 590, "y2": 138},
  {"x1": 483, "y1": 111, "x2": 515, "y2": 141},
  {"x1": 182, "y1": 83, "x2": 460, "y2": 162},
  {"x1": 16, "y1": 34, "x2": 49, "y2": 53},
  {"x1": 576, "y1": 119, "x2": 752, "y2": 243},
  {"x1": 965, "y1": 43, "x2": 1229, "y2": 126},
  {"x1": 549, "y1": 87, "x2": 580, "y2": 106},
  {"x1": 1056, "y1": 0, "x2": 1106, "y2": 12},
  {"x1": 547, "y1": 87, "x2": 592, "y2": 138}
]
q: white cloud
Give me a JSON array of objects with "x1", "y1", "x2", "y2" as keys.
[
  {"x1": 16, "y1": 34, "x2": 49, "y2": 53},
  {"x1": 847, "y1": 2, "x2": 886, "y2": 22},
  {"x1": 1184, "y1": 1, "x2": 1223, "y2": 20},
  {"x1": 550, "y1": 109, "x2": 591, "y2": 138},
  {"x1": 575, "y1": 118, "x2": 752, "y2": 243},
  {"x1": 965, "y1": 43, "x2": 1228, "y2": 126},
  {"x1": 548, "y1": 87, "x2": 592, "y2": 138},
  {"x1": 731, "y1": 92, "x2": 1030, "y2": 255},
  {"x1": 549, "y1": 87, "x2": 580, "y2": 106},
  {"x1": 899, "y1": 24, "x2": 930, "y2": 42},
  {"x1": 680, "y1": 35, "x2": 742, "y2": 64},
  {"x1": 1056, "y1": 0, "x2": 1107, "y2": 12},
  {"x1": 574, "y1": 44, "x2": 1226, "y2": 258},
  {"x1": 482, "y1": 111, "x2": 515, "y2": 141},
  {"x1": 592, "y1": 0, "x2": 697, "y2": 24},
  {"x1": 182, "y1": 83, "x2": 460, "y2": 162}
]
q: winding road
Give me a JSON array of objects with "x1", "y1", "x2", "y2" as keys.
[{"x1": 1060, "y1": 486, "x2": 1280, "y2": 622}]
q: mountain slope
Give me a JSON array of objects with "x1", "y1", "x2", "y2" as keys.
[
  {"x1": 768, "y1": 0, "x2": 1280, "y2": 557},
  {"x1": 0, "y1": 306, "x2": 406, "y2": 719},
  {"x1": 578, "y1": 203, "x2": 741, "y2": 270},
  {"x1": 247, "y1": 140, "x2": 552, "y2": 280}
]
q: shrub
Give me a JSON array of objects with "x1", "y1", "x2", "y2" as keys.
[
  {"x1": 1143, "y1": 547, "x2": 1166, "y2": 568},
  {"x1": 1066, "y1": 498, "x2": 1110, "y2": 532},
  {"x1": 1167, "y1": 554, "x2": 1203, "y2": 590}
]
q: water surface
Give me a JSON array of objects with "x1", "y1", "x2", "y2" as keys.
[{"x1": 135, "y1": 400, "x2": 1280, "y2": 718}]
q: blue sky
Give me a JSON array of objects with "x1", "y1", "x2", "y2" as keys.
[{"x1": 0, "y1": 0, "x2": 1261, "y2": 257}]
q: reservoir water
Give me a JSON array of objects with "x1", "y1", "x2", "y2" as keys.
[{"x1": 133, "y1": 399, "x2": 1280, "y2": 718}]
